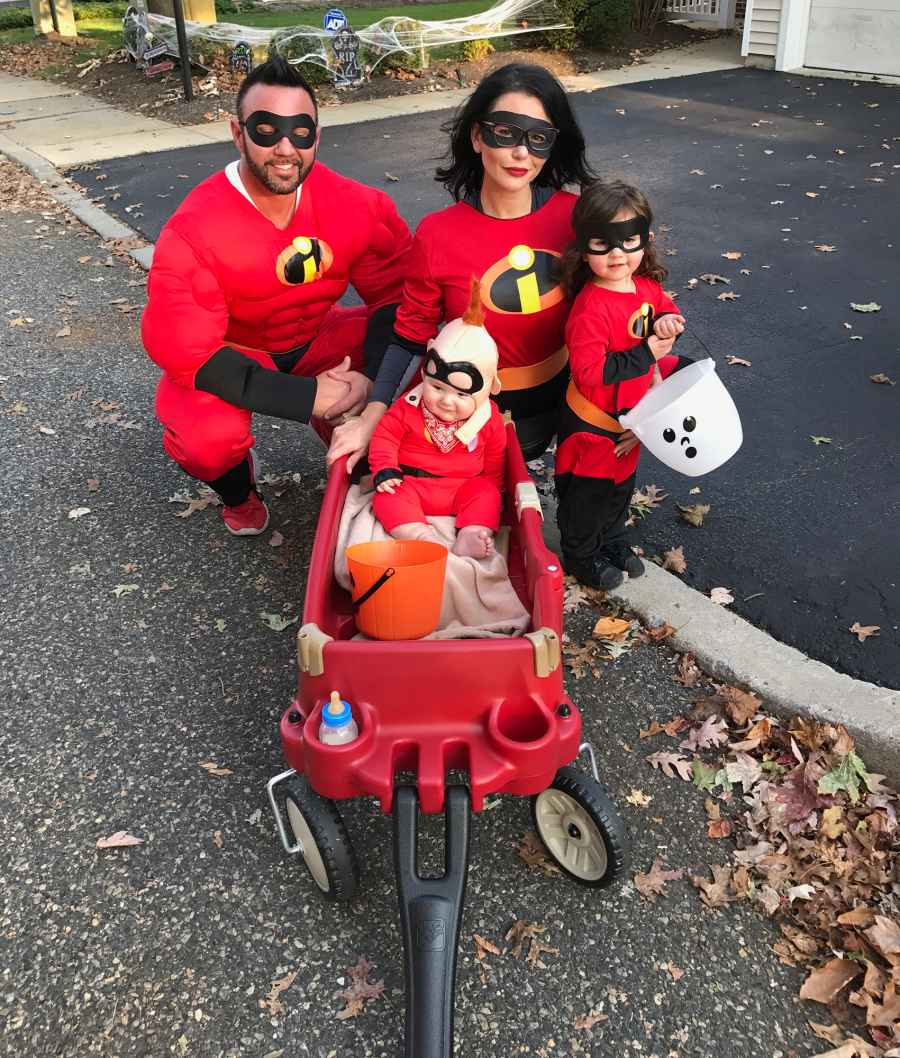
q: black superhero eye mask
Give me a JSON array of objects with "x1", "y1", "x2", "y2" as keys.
[
  {"x1": 241, "y1": 110, "x2": 317, "y2": 149},
  {"x1": 478, "y1": 111, "x2": 558, "y2": 157},
  {"x1": 583, "y1": 216, "x2": 650, "y2": 255},
  {"x1": 424, "y1": 349, "x2": 485, "y2": 395}
]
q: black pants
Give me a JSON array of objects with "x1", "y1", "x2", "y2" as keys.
[{"x1": 555, "y1": 472, "x2": 635, "y2": 564}]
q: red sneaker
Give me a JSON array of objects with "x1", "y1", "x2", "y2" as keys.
[{"x1": 222, "y1": 491, "x2": 270, "y2": 536}]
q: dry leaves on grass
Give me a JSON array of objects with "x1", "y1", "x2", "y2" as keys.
[
  {"x1": 334, "y1": 956, "x2": 384, "y2": 1020},
  {"x1": 634, "y1": 857, "x2": 684, "y2": 902}
]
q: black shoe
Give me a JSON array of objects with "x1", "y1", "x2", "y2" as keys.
[
  {"x1": 602, "y1": 543, "x2": 645, "y2": 579},
  {"x1": 563, "y1": 555, "x2": 624, "y2": 591}
]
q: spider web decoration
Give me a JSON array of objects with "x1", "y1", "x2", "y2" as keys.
[{"x1": 123, "y1": 0, "x2": 569, "y2": 85}]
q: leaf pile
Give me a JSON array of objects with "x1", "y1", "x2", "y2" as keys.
[{"x1": 644, "y1": 695, "x2": 900, "y2": 1055}]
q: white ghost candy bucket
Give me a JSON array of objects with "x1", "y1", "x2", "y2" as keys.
[{"x1": 619, "y1": 359, "x2": 742, "y2": 477}]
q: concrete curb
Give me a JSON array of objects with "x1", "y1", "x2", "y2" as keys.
[
  {"x1": 607, "y1": 564, "x2": 900, "y2": 778},
  {"x1": 0, "y1": 132, "x2": 154, "y2": 269}
]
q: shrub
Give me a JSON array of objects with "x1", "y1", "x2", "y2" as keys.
[
  {"x1": 542, "y1": 0, "x2": 632, "y2": 50},
  {"x1": 459, "y1": 37, "x2": 494, "y2": 61}
]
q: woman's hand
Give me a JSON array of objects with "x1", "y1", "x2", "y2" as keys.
[
  {"x1": 326, "y1": 404, "x2": 385, "y2": 473},
  {"x1": 654, "y1": 314, "x2": 685, "y2": 340},
  {"x1": 614, "y1": 429, "x2": 640, "y2": 458},
  {"x1": 375, "y1": 478, "x2": 402, "y2": 494}
]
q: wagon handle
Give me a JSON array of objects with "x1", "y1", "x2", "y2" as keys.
[
  {"x1": 350, "y1": 567, "x2": 395, "y2": 611},
  {"x1": 394, "y1": 785, "x2": 470, "y2": 1058}
]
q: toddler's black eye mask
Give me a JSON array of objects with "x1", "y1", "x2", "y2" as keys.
[
  {"x1": 241, "y1": 111, "x2": 317, "y2": 149},
  {"x1": 424, "y1": 350, "x2": 484, "y2": 395},
  {"x1": 582, "y1": 216, "x2": 650, "y2": 255}
]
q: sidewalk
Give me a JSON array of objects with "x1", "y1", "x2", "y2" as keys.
[{"x1": 0, "y1": 35, "x2": 743, "y2": 168}]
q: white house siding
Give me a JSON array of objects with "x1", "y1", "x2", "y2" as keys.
[{"x1": 744, "y1": 0, "x2": 782, "y2": 65}]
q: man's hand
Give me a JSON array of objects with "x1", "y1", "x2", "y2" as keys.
[
  {"x1": 321, "y1": 357, "x2": 372, "y2": 420},
  {"x1": 614, "y1": 429, "x2": 640, "y2": 458},
  {"x1": 654, "y1": 314, "x2": 685, "y2": 340},
  {"x1": 647, "y1": 334, "x2": 676, "y2": 361},
  {"x1": 375, "y1": 477, "x2": 403, "y2": 494},
  {"x1": 313, "y1": 359, "x2": 352, "y2": 420}
]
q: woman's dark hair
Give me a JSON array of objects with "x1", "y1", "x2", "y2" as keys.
[
  {"x1": 558, "y1": 179, "x2": 668, "y2": 298},
  {"x1": 435, "y1": 63, "x2": 596, "y2": 201},
  {"x1": 235, "y1": 55, "x2": 318, "y2": 121}
]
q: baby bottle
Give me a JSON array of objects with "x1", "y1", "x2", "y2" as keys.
[{"x1": 318, "y1": 691, "x2": 359, "y2": 746}]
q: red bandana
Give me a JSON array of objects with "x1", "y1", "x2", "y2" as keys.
[{"x1": 422, "y1": 405, "x2": 461, "y2": 454}]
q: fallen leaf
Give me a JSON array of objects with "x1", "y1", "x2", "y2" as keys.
[
  {"x1": 710, "y1": 587, "x2": 734, "y2": 606},
  {"x1": 647, "y1": 751, "x2": 693, "y2": 781},
  {"x1": 634, "y1": 857, "x2": 684, "y2": 902},
  {"x1": 574, "y1": 1009, "x2": 608, "y2": 1030},
  {"x1": 726, "y1": 355, "x2": 752, "y2": 367},
  {"x1": 212, "y1": 830, "x2": 223, "y2": 848},
  {"x1": 850, "y1": 302, "x2": 881, "y2": 313},
  {"x1": 662, "y1": 545, "x2": 687, "y2": 573},
  {"x1": 674, "y1": 652, "x2": 700, "y2": 687},
  {"x1": 836, "y1": 907, "x2": 875, "y2": 929},
  {"x1": 820, "y1": 805, "x2": 846, "y2": 839},
  {"x1": 815, "y1": 244, "x2": 837, "y2": 252},
  {"x1": 721, "y1": 251, "x2": 743, "y2": 260},
  {"x1": 849, "y1": 622, "x2": 879, "y2": 642},
  {"x1": 37, "y1": 425, "x2": 56, "y2": 436},
  {"x1": 722, "y1": 686, "x2": 761, "y2": 726},
  {"x1": 689, "y1": 168, "x2": 705, "y2": 175},
  {"x1": 739, "y1": 268, "x2": 751, "y2": 276},
  {"x1": 334, "y1": 956, "x2": 384, "y2": 1020},
  {"x1": 708, "y1": 818, "x2": 733, "y2": 839},
  {"x1": 692, "y1": 760, "x2": 718, "y2": 791},
  {"x1": 681, "y1": 716, "x2": 729, "y2": 751},
  {"x1": 87, "y1": 478, "x2": 100, "y2": 492},
  {"x1": 260, "y1": 968, "x2": 298, "y2": 1017},
  {"x1": 810, "y1": 436, "x2": 832, "y2": 445},
  {"x1": 199, "y1": 761, "x2": 233, "y2": 777},
  {"x1": 818, "y1": 751, "x2": 873, "y2": 804},
  {"x1": 789, "y1": 883, "x2": 816, "y2": 902},
  {"x1": 691, "y1": 865, "x2": 734, "y2": 908},
  {"x1": 260, "y1": 612, "x2": 299, "y2": 632},
  {"x1": 593, "y1": 616, "x2": 630, "y2": 640},
  {"x1": 699, "y1": 273, "x2": 730, "y2": 285},
  {"x1": 384, "y1": 172, "x2": 399, "y2": 182},
  {"x1": 869, "y1": 373, "x2": 895, "y2": 385},
  {"x1": 717, "y1": 291, "x2": 741, "y2": 302},
  {"x1": 96, "y1": 831, "x2": 144, "y2": 849},
  {"x1": 626, "y1": 788, "x2": 652, "y2": 807},
  {"x1": 269, "y1": 530, "x2": 284, "y2": 548},
  {"x1": 677, "y1": 503, "x2": 710, "y2": 527},
  {"x1": 806, "y1": 191, "x2": 819, "y2": 198},
  {"x1": 517, "y1": 830, "x2": 561, "y2": 876},
  {"x1": 725, "y1": 753, "x2": 763, "y2": 791},
  {"x1": 799, "y1": 959, "x2": 862, "y2": 1004},
  {"x1": 663, "y1": 961, "x2": 685, "y2": 982},
  {"x1": 68, "y1": 506, "x2": 91, "y2": 520}
]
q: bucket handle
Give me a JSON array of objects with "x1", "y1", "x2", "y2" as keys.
[{"x1": 351, "y1": 566, "x2": 395, "y2": 611}]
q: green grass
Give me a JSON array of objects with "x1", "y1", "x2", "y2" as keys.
[{"x1": 234, "y1": 1, "x2": 492, "y2": 28}]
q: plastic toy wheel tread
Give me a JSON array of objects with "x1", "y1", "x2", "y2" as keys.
[
  {"x1": 281, "y1": 776, "x2": 359, "y2": 902},
  {"x1": 532, "y1": 766, "x2": 629, "y2": 888}
]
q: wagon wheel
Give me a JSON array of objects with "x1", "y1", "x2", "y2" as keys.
[
  {"x1": 532, "y1": 766, "x2": 629, "y2": 888},
  {"x1": 280, "y1": 775, "x2": 359, "y2": 902}
]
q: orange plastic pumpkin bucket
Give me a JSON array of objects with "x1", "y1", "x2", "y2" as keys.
[{"x1": 346, "y1": 539, "x2": 448, "y2": 640}]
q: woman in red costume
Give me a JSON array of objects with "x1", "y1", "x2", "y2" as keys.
[{"x1": 326, "y1": 62, "x2": 597, "y2": 471}]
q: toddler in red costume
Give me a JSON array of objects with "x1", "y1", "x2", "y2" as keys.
[
  {"x1": 555, "y1": 179, "x2": 692, "y2": 590},
  {"x1": 369, "y1": 283, "x2": 507, "y2": 559}
]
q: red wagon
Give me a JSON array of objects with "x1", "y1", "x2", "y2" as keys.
[{"x1": 267, "y1": 424, "x2": 628, "y2": 1057}]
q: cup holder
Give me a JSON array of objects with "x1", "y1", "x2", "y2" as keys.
[{"x1": 489, "y1": 699, "x2": 553, "y2": 751}]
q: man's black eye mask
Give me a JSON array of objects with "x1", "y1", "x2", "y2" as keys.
[{"x1": 242, "y1": 111, "x2": 317, "y2": 149}]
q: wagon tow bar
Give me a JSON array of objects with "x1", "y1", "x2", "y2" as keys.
[{"x1": 393, "y1": 785, "x2": 470, "y2": 1058}]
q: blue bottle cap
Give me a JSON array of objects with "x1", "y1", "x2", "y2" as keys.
[{"x1": 322, "y1": 697, "x2": 352, "y2": 727}]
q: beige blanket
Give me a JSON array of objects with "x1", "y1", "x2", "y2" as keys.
[{"x1": 334, "y1": 483, "x2": 530, "y2": 639}]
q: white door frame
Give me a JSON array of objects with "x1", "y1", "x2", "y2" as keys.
[{"x1": 776, "y1": 0, "x2": 811, "y2": 70}]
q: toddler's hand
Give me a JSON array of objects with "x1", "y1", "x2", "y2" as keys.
[
  {"x1": 654, "y1": 314, "x2": 685, "y2": 340},
  {"x1": 647, "y1": 334, "x2": 675, "y2": 360},
  {"x1": 376, "y1": 478, "x2": 402, "y2": 494},
  {"x1": 614, "y1": 430, "x2": 640, "y2": 458},
  {"x1": 650, "y1": 365, "x2": 663, "y2": 388}
]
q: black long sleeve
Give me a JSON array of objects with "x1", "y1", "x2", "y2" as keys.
[
  {"x1": 370, "y1": 332, "x2": 428, "y2": 406},
  {"x1": 362, "y1": 303, "x2": 400, "y2": 381},
  {"x1": 194, "y1": 346, "x2": 316, "y2": 423},
  {"x1": 601, "y1": 340, "x2": 656, "y2": 384}
]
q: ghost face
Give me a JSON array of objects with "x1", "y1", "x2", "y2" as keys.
[{"x1": 661, "y1": 414, "x2": 699, "y2": 464}]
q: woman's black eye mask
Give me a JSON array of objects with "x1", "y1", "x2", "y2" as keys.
[
  {"x1": 582, "y1": 216, "x2": 650, "y2": 255},
  {"x1": 241, "y1": 110, "x2": 317, "y2": 149}
]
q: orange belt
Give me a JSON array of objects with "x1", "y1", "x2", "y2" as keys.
[
  {"x1": 498, "y1": 345, "x2": 568, "y2": 392},
  {"x1": 565, "y1": 380, "x2": 624, "y2": 434}
]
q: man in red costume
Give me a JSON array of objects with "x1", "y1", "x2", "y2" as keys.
[{"x1": 142, "y1": 56, "x2": 413, "y2": 535}]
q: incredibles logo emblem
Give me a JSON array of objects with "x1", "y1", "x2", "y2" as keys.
[
  {"x1": 628, "y1": 302, "x2": 655, "y2": 339},
  {"x1": 480, "y1": 244, "x2": 564, "y2": 316},
  {"x1": 275, "y1": 236, "x2": 333, "y2": 286}
]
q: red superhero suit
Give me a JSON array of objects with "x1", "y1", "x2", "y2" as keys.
[
  {"x1": 384, "y1": 189, "x2": 576, "y2": 458},
  {"x1": 369, "y1": 388, "x2": 507, "y2": 533},
  {"x1": 555, "y1": 277, "x2": 689, "y2": 564},
  {"x1": 142, "y1": 160, "x2": 412, "y2": 498}
]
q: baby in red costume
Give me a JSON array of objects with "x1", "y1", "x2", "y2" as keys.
[{"x1": 369, "y1": 283, "x2": 507, "y2": 559}]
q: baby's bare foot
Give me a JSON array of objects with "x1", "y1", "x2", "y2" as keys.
[{"x1": 453, "y1": 525, "x2": 494, "y2": 559}]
